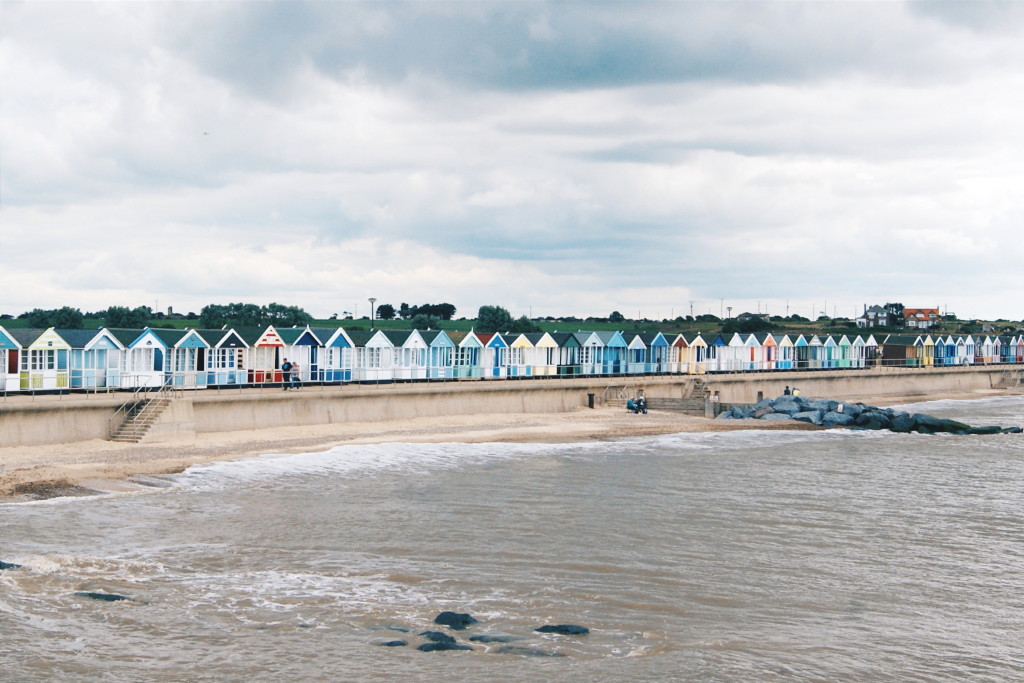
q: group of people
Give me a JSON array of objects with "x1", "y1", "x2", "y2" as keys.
[
  {"x1": 626, "y1": 396, "x2": 648, "y2": 414},
  {"x1": 281, "y1": 358, "x2": 301, "y2": 391},
  {"x1": 783, "y1": 385, "x2": 801, "y2": 396}
]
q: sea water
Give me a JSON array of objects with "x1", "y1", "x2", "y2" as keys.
[{"x1": 2, "y1": 397, "x2": 1023, "y2": 681}]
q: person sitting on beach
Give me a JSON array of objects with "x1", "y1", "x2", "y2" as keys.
[
  {"x1": 784, "y1": 386, "x2": 791, "y2": 396},
  {"x1": 637, "y1": 396, "x2": 648, "y2": 414},
  {"x1": 792, "y1": 387, "x2": 801, "y2": 397},
  {"x1": 626, "y1": 398, "x2": 638, "y2": 413}
]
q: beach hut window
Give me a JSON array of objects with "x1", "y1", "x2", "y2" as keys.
[{"x1": 25, "y1": 349, "x2": 57, "y2": 371}]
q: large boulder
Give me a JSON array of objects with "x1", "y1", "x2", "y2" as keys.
[
  {"x1": 760, "y1": 413, "x2": 796, "y2": 421},
  {"x1": 913, "y1": 414, "x2": 970, "y2": 433},
  {"x1": 822, "y1": 411, "x2": 856, "y2": 428},
  {"x1": 791, "y1": 411, "x2": 823, "y2": 425},
  {"x1": 855, "y1": 411, "x2": 891, "y2": 430},
  {"x1": 889, "y1": 414, "x2": 917, "y2": 433},
  {"x1": 804, "y1": 398, "x2": 837, "y2": 413},
  {"x1": 0, "y1": 561, "x2": 22, "y2": 570},
  {"x1": 842, "y1": 403, "x2": 867, "y2": 418},
  {"x1": 934, "y1": 418, "x2": 972, "y2": 434},
  {"x1": 770, "y1": 398, "x2": 803, "y2": 415}
]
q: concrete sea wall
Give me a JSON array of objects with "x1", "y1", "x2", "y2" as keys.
[{"x1": 1, "y1": 366, "x2": 1020, "y2": 448}]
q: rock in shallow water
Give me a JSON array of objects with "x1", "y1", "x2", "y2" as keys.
[
  {"x1": 746, "y1": 396, "x2": 1021, "y2": 435},
  {"x1": 418, "y1": 641, "x2": 472, "y2": 652},
  {"x1": 74, "y1": 591, "x2": 132, "y2": 602},
  {"x1": 469, "y1": 634, "x2": 523, "y2": 643},
  {"x1": 967, "y1": 426, "x2": 1003, "y2": 435},
  {"x1": 0, "y1": 561, "x2": 22, "y2": 570},
  {"x1": 496, "y1": 646, "x2": 566, "y2": 657},
  {"x1": 433, "y1": 611, "x2": 478, "y2": 630},
  {"x1": 535, "y1": 624, "x2": 589, "y2": 635}
]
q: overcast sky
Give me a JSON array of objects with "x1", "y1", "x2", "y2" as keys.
[{"x1": 3, "y1": 1, "x2": 1023, "y2": 323}]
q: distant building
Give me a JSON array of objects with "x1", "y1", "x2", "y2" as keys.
[
  {"x1": 856, "y1": 305, "x2": 890, "y2": 328},
  {"x1": 904, "y1": 307, "x2": 940, "y2": 329}
]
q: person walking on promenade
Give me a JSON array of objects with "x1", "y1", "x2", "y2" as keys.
[
  {"x1": 281, "y1": 359, "x2": 292, "y2": 391},
  {"x1": 290, "y1": 361, "x2": 301, "y2": 390}
]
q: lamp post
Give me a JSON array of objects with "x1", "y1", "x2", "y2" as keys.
[{"x1": 368, "y1": 297, "x2": 377, "y2": 325}]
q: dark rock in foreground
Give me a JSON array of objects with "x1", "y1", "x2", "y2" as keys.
[
  {"x1": 720, "y1": 395, "x2": 1020, "y2": 436},
  {"x1": 75, "y1": 591, "x2": 132, "y2": 602},
  {"x1": 496, "y1": 645, "x2": 566, "y2": 657},
  {"x1": 418, "y1": 641, "x2": 473, "y2": 652},
  {"x1": 535, "y1": 624, "x2": 589, "y2": 635},
  {"x1": 433, "y1": 611, "x2": 478, "y2": 630},
  {"x1": 0, "y1": 561, "x2": 22, "y2": 570},
  {"x1": 469, "y1": 634, "x2": 523, "y2": 643},
  {"x1": 378, "y1": 640, "x2": 408, "y2": 647},
  {"x1": 417, "y1": 630, "x2": 473, "y2": 652}
]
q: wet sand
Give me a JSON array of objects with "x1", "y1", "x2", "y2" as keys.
[{"x1": 2, "y1": 389, "x2": 1017, "y2": 502}]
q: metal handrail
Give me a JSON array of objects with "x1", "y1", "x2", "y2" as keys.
[{"x1": 107, "y1": 378, "x2": 179, "y2": 438}]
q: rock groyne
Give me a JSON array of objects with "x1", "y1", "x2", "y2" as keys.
[{"x1": 718, "y1": 395, "x2": 1023, "y2": 435}]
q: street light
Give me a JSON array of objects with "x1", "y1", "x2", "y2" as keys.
[{"x1": 368, "y1": 297, "x2": 377, "y2": 324}]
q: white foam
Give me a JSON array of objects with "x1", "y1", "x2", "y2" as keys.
[
  {"x1": 175, "y1": 440, "x2": 584, "y2": 491},
  {"x1": 171, "y1": 426, "x2": 906, "y2": 491}
]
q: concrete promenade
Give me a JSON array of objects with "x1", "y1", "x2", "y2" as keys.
[{"x1": 1, "y1": 366, "x2": 1021, "y2": 448}]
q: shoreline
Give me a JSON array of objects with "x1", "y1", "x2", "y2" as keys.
[{"x1": 2, "y1": 390, "x2": 1019, "y2": 502}]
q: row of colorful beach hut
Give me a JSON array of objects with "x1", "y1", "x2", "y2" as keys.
[{"x1": 1, "y1": 325, "x2": 1022, "y2": 392}]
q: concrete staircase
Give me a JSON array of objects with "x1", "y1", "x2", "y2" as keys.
[{"x1": 109, "y1": 393, "x2": 174, "y2": 443}]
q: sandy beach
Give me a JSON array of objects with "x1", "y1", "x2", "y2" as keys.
[
  {"x1": 0, "y1": 407, "x2": 806, "y2": 501},
  {"x1": 2, "y1": 388, "x2": 1018, "y2": 502}
]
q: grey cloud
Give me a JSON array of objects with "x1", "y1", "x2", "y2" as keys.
[
  {"x1": 908, "y1": 1, "x2": 1024, "y2": 33},
  {"x1": 171, "y1": 1, "x2": 984, "y2": 102},
  {"x1": 578, "y1": 139, "x2": 786, "y2": 164}
]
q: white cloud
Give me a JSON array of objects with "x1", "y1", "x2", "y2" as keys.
[{"x1": 1, "y1": 1, "x2": 1023, "y2": 322}]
